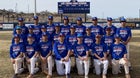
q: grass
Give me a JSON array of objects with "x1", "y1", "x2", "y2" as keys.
[{"x1": 0, "y1": 30, "x2": 140, "y2": 78}]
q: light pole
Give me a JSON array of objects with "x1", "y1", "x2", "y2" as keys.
[{"x1": 34, "y1": 0, "x2": 37, "y2": 16}]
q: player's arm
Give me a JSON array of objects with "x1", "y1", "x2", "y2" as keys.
[
  {"x1": 53, "y1": 43, "x2": 62, "y2": 60},
  {"x1": 94, "y1": 53, "x2": 102, "y2": 61}
]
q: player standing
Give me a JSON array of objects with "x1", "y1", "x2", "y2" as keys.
[{"x1": 61, "y1": 16, "x2": 70, "y2": 35}]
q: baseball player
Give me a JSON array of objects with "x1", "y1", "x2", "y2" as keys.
[
  {"x1": 32, "y1": 16, "x2": 41, "y2": 43},
  {"x1": 75, "y1": 17, "x2": 86, "y2": 35},
  {"x1": 28, "y1": 25, "x2": 37, "y2": 42},
  {"x1": 116, "y1": 17, "x2": 132, "y2": 69},
  {"x1": 52, "y1": 23, "x2": 61, "y2": 43},
  {"x1": 38, "y1": 33, "x2": 53, "y2": 78},
  {"x1": 53, "y1": 33, "x2": 71, "y2": 78},
  {"x1": 104, "y1": 17, "x2": 117, "y2": 36},
  {"x1": 74, "y1": 33, "x2": 89, "y2": 78},
  {"x1": 46, "y1": 16, "x2": 55, "y2": 35},
  {"x1": 110, "y1": 35, "x2": 131, "y2": 78},
  {"x1": 61, "y1": 16, "x2": 70, "y2": 35},
  {"x1": 89, "y1": 17, "x2": 104, "y2": 36},
  {"x1": 12, "y1": 26, "x2": 27, "y2": 45},
  {"x1": 10, "y1": 34, "x2": 24, "y2": 78},
  {"x1": 13, "y1": 17, "x2": 29, "y2": 35},
  {"x1": 25, "y1": 34, "x2": 39, "y2": 78},
  {"x1": 91, "y1": 35, "x2": 108, "y2": 78}
]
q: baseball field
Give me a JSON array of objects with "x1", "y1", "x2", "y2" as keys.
[{"x1": 0, "y1": 30, "x2": 140, "y2": 78}]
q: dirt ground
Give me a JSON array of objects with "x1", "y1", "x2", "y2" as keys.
[{"x1": 0, "y1": 30, "x2": 140, "y2": 78}]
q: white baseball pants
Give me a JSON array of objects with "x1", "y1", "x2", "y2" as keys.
[
  {"x1": 55, "y1": 59, "x2": 71, "y2": 75},
  {"x1": 112, "y1": 58, "x2": 129, "y2": 75},
  {"x1": 94, "y1": 59, "x2": 109, "y2": 75},
  {"x1": 76, "y1": 57, "x2": 89, "y2": 76}
]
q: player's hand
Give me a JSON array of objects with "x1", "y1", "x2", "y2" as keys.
[
  {"x1": 84, "y1": 57, "x2": 89, "y2": 61},
  {"x1": 123, "y1": 57, "x2": 128, "y2": 62},
  {"x1": 64, "y1": 56, "x2": 69, "y2": 62},
  {"x1": 99, "y1": 58, "x2": 103, "y2": 61},
  {"x1": 27, "y1": 59, "x2": 30, "y2": 64},
  {"x1": 61, "y1": 58, "x2": 65, "y2": 62},
  {"x1": 78, "y1": 56, "x2": 84, "y2": 61},
  {"x1": 11, "y1": 59, "x2": 15, "y2": 64},
  {"x1": 102, "y1": 57, "x2": 107, "y2": 61}
]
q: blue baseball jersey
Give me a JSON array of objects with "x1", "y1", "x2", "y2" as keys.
[
  {"x1": 13, "y1": 25, "x2": 29, "y2": 35},
  {"x1": 116, "y1": 27, "x2": 132, "y2": 42},
  {"x1": 110, "y1": 43, "x2": 127, "y2": 60},
  {"x1": 61, "y1": 25, "x2": 70, "y2": 35},
  {"x1": 52, "y1": 32, "x2": 60, "y2": 43},
  {"x1": 25, "y1": 42, "x2": 39, "y2": 58},
  {"x1": 46, "y1": 24, "x2": 55, "y2": 35},
  {"x1": 66, "y1": 33, "x2": 77, "y2": 48},
  {"x1": 104, "y1": 25, "x2": 117, "y2": 36},
  {"x1": 38, "y1": 41, "x2": 52, "y2": 57},
  {"x1": 74, "y1": 43, "x2": 89, "y2": 58},
  {"x1": 75, "y1": 25, "x2": 86, "y2": 35},
  {"x1": 92, "y1": 43, "x2": 108, "y2": 59},
  {"x1": 10, "y1": 43, "x2": 24, "y2": 59},
  {"x1": 12, "y1": 34, "x2": 27, "y2": 45},
  {"x1": 102, "y1": 35, "x2": 115, "y2": 47},
  {"x1": 83, "y1": 35, "x2": 95, "y2": 49},
  {"x1": 53, "y1": 41, "x2": 69, "y2": 60},
  {"x1": 33, "y1": 25, "x2": 41, "y2": 36},
  {"x1": 89, "y1": 25, "x2": 104, "y2": 36}
]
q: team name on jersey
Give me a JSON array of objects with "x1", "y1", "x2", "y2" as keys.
[
  {"x1": 58, "y1": 45, "x2": 66, "y2": 53},
  {"x1": 76, "y1": 28, "x2": 84, "y2": 32},
  {"x1": 61, "y1": 28, "x2": 69, "y2": 32},
  {"x1": 76, "y1": 46, "x2": 85, "y2": 54},
  {"x1": 105, "y1": 38, "x2": 113, "y2": 44},
  {"x1": 47, "y1": 27, "x2": 54, "y2": 34},
  {"x1": 120, "y1": 30, "x2": 128, "y2": 35},
  {"x1": 54, "y1": 35, "x2": 59, "y2": 41},
  {"x1": 91, "y1": 28, "x2": 99, "y2": 33},
  {"x1": 41, "y1": 44, "x2": 49, "y2": 51},
  {"x1": 69, "y1": 37, "x2": 77, "y2": 42},
  {"x1": 33, "y1": 28, "x2": 40, "y2": 35},
  {"x1": 113, "y1": 46, "x2": 122, "y2": 55},
  {"x1": 13, "y1": 46, "x2": 20, "y2": 51}
]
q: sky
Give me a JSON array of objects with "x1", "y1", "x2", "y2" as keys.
[{"x1": 0, "y1": 0, "x2": 140, "y2": 18}]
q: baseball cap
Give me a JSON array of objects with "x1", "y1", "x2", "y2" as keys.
[
  {"x1": 48, "y1": 16, "x2": 53, "y2": 20},
  {"x1": 59, "y1": 33, "x2": 65, "y2": 37},
  {"x1": 70, "y1": 25, "x2": 75, "y2": 29},
  {"x1": 106, "y1": 27, "x2": 112, "y2": 31},
  {"x1": 77, "y1": 33, "x2": 83, "y2": 38},
  {"x1": 86, "y1": 27, "x2": 91, "y2": 30},
  {"x1": 76, "y1": 17, "x2": 82, "y2": 21},
  {"x1": 114, "y1": 34, "x2": 120, "y2": 38},
  {"x1": 120, "y1": 17, "x2": 126, "y2": 22},
  {"x1": 55, "y1": 23, "x2": 60, "y2": 27},
  {"x1": 18, "y1": 17, "x2": 24, "y2": 22},
  {"x1": 92, "y1": 17, "x2": 98, "y2": 21},
  {"x1": 107, "y1": 17, "x2": 112, "y2": 21},
  {"x1": 33, "y1": 16, "x2": 38, "y2": 20},
  {"x1": 27, "y1": 34, "x2": 33, "y2": 38},
  {"x1": 41, "y1": 25, "x2": 46, "y2": 29},
  {"x1": 14, "y1": 34, "x2": 20, "y2": 38},
  {"x1": 28, "y1": 25, "x2": 34, "y2": 29},
  {"x1": 64, "y1": 16, "x2": 69, "y2": 20},
  {"x1": 15, "y1": 26, "x2": 21, "y2": 30},
  {"x1": 42, "y1": 32, "x2": 47, "y2": 36}
]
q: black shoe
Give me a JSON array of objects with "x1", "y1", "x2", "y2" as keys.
[
  {"x1": 12, "y1": 74, "x2": 18, "y2": 78},
  {"x1": 129, "y1": 66, "x2": 133, "y2": 71}
]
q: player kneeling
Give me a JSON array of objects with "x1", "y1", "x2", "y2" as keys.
[
  {"x1": 25, "y1": 34, "x2": 39, "y2": 78},
  {"x1": 110, "y1": 35, "x2": 131, "y2": 78},
  {"x1": 10, "y1": 34, "x2": 24, "y2": 78},
  {"x1": 38, "y1": 33, "x2": 53, "y2": 78},
  {"x1": 74, "y1": 33, "x2": 89, "y2": 78},
  {"x1": 53, "y1": 33, "x2": 71, "y2": 78},
  {"x1": 91, "y1": 35, "x2": 109, "y2": 78}
]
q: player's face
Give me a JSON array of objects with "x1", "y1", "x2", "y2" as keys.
[
  {"x1": 42, "y1": 35, "x2": 48, "y2": 41},
  {"x1": 92, "y1": 20, "x2": 98, "y2": 25},
  {"x1": 86, "y1": 29, "x2": 91, "y2": 35},
  {"x1": 95, "y1": 37, "x2": 101, "y2": 42},
  {"x1": 29, "y1": 29, "x2": 33, "y2": 33},
  {"x1": 18, "y1": 21, "x2": 23, "y2": 26},
  {"x1": 48, "y1": 19, "x2": 53, "y2": 24},
  {"x1": 64, "y1": 20, "x2": 69, "y2": 25},
  {"x1": 59, "y1": 36, "x2": 65, "y2": 42},
  {"x1": 77, "y1": 21, "x2": 82, "y2": 25},
  {"x1": 14, "y1": 37, "x2": 20, "y2": 42},
  {"x1": 70, "y1": 28, "x2": 75, "y2": 33},
  {"x1": 106, "y1": 30, "x2": 111, "y2": 35},
  {"x1": 77, "y1": 37, "x2": 83, "y2": 42},
  {"x1": 27, "y1": 37, "x2": 33, "y2": 42},
  {"x1": 107, "y1": 21, "x2": 112, "y2": 26},
  {"x1": 55, "y1": 26, "x2": 60, "y2": 31},
  {"x1": 34, "y1": 19, "x2": 39, "y2": 24},
  {"x1": 41, "y1": 28, "x2": 47, "y2": 32},
  {"x1": 121, "y1": 22, "x2": 126, "y2": 27},
  {"x1": 16, "y1": 29, "x2": 22, "y2": 34}
]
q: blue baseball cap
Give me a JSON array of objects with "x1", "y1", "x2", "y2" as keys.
[
  {"x1": 18, "y1": 17, "x2": 24, "y2": 22},
  {"x1": 107, "y1": 17, "x2": 112, "y2": 21},
  {"x1": 70, "y1": 25, "x2": 75, "y2": 29},
  {"x1": 64, "y1": 16, "x2": 69, "y2": 20},
  {"x1": 114, "y1": 34, "x2": 120, "y2": 38},
  {"x1": 105, "y1": 27, "x2": 112, "y2": 31},
  {"x1": 92, "y1": 17, "x2": 98, "y2": 21},
  {"x1": 15, "y1": 26, "x2": 21, "y2": 30},
  {"x1": 86, "y1": 27, "x2": 91, "y2": 30},
  {"x1": 48, "y1": 16, "x2": 53, "y2": 20},
  {"x1": 33, "y1": 16, "x2": 38, "y2": 20},
  {"x1": 28, "y1": 25, "x2": 34, "y2": 29},
  {"x1": 77, "y1": 33, "x2": 83, "y2": 38},
  {"x1": 59, "y1": 33, "x2": 65, "y2": 37},
  {"x1": 41, "y1": 25, "x2": 46, "y2": 29},
  {"x1": 42, "y1": 32, "x2": 48, "y2": 36},
  {"x1": 27, "y1": 34, "x2": 33, "y2": 38},
  {"x1": 14, "y1": 34, "x2": 20, "y2": 38},
  {"x1": 55, "y1": 23, "x2": 60, "y2": 27},
  {"x1": 77, "y1": 17, "x2": 82, "y2": 21},
  {"x1": 120, "y1": 17, "x2": 126, "y2": 22}
]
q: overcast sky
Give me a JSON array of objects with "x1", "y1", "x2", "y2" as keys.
[{"x1": 0, "y1": 0, "x2": 140, "y2": 18}]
